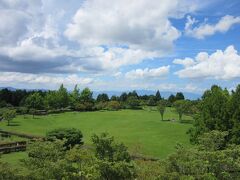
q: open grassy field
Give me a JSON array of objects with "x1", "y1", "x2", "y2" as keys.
[{"x1": 0, "y1": 107, "x2": 192, "y2": 164}]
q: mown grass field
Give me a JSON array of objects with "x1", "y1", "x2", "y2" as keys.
[{"x1": 0, "y1": 107, "x2": 193, "y2": 165}]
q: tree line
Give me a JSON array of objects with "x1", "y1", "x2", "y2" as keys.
[{"x1": 0, "y1": 85, "x2": 186, "y2": 114}]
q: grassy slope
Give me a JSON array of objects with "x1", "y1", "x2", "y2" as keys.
[{"x1": 0, "y1": 108, "x2": 192, "y2": 158}]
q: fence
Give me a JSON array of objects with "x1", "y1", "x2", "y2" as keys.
[{"x1": 0, "y1": 141, "x2": 27, "y2": 154}]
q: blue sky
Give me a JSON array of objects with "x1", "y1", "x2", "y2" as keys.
[{"x1": 0, "y1": 0, "x2": 240, "y2": 93}]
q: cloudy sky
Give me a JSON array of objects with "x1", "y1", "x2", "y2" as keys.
[{"x1": 0, "y1": 0, "x2": 240, "y2": 93}]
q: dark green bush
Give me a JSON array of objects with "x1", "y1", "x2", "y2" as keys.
[{"x1": 46, "y1": 128, "x2": 83, "y2": 149}]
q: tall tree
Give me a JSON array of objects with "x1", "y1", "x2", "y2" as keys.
[
  {"x1": 57, "y1": 84, "x2": 69, "y2": 108},
  {"x1": 155, "y1": 90, "x2": 161, "y2": 101}
]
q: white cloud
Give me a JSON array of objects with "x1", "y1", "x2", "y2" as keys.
[
  {"x1": 185, "y1": 15, "x2": 240, "y2": 39},
  {"x1": 173, "y1": 58, "x2": 196, "y2": 67},
  {"x1": 65, "y1": 0, "x2": 200, "y2": 51},
  {"x1": 175, "y1": 45, "x2": 240, "y2": 80},
  {"x1": 0, "y1": 72, "x2": 93, "y2": 87},
  {"x1": 125, "y1": 66, "x2": 170, "y2": 79}
]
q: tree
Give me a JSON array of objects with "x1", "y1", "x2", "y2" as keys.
[
  {"x1": 2, "y1": 109, "x2": 16, "y2": 126},
  {"x1": 155, "y1": 90, "x2": 161, "y2": 101},
  {"x1": 147, "y1": 95, "x2": 156, "y2": 106},
  {"x1": 119, "y1": 92, "x2": 128, "y2": 102},
  {"x1": 175, "y1": 92, "x2": 185, "y2": 101},
  {"x1": 44, "y1": 91, "x2": 59, "y2": 109},
  {"x1": 157, "y1": 100, "x2": 167, "y2": 121},
  {"x1": 92, "y1": 133, "x2": 136, "y2": 179},
  {"x1": 97, "y1": 93, "x2": 109, "y2": 102},
  {"x1": 127, "y1": 96, "x2": 140, "y2": 109},
  {"x1": 46, "y1": 128, "x2": 83, "y2": 149},
  {"x1": 70, "y1": 85, "x2": 80, "y2": 107},
  {"x1": 168, "y1": 94, "x2": 175, "y2": 104},
  {"x1": 188, "y1": 85, "x2": 231, "y2": 143},
  {"x1": 173, "y1": 100, "x2": 189, "y2": 122},
  {"x1": 57, "y1": 84, "x2": 69, "y2": 108},
  {"x1": 80, "y1": 88, "x2": 93, "y2": 103},
  {"x1": 25, "y1": 92, "x2": 44, "y2": 118},
  {"x1": 107, "y1": 101, "x2": 121, "y2": 110}
]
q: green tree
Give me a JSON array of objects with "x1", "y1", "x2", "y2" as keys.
[
  {"x1": 175, "y1": 92, "x2": 185, "y2": 101},
  {"x1": 168, "y1": 94, "x2": 175, "y2": 104},
  {"x1": 157, "y1": 100, "x2": 167, "y2": 121},
  {"x1": 97, "y1": 93, "x2": 109, "y2": 102},
  {"x1": 57, "y1": 84, "x2": 69, "y2": 108},
  {"x1": 2, "y1": 109, "x2": 16, "y2": 126},
  {"x1": 229, "y1": 85, "x2": 240, "y2": 144},
  {"x1": 25, "y1": 92, "x2": 44, "y2": 118},
  {"x1": 173, "y1": 100, "x2": 189, "y2": 122},
  {"x1": 189, "y1": 85, "x2": 231, "y2": 143},
  {"x1": 127, "y1": 96, "x2": 140, "y2": 109},
  {"x1": 92, "y1": 133, "x2": 136, "y2": 180},
  {"x1": 80, "y1": 88, "x2": 93, "y2": 103},
  {"x1": 107, "y1": 101, "x2": 121, "y2": 110}
]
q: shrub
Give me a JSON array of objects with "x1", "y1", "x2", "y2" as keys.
[
  {"x1": 46, "y1": 128, "x2": 83, "y2": 149},
  {"x1": 107, "y1": 101, "x2": 121, "y2": 111}
]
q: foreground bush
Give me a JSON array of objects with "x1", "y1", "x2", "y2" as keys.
[
  {"x1": 46, "y1": 128, "x2": 83, "y2": 149},
  {"x1": 19, "y1": 132, "x2": 135, "y2": 179}
]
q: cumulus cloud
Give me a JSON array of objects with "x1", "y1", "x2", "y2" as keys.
[
  {"x1": 0, "y1": 0, "x2": 200, "y2": 75},
  {"x1": 175, "y1": 45, "x2": 240, "y2": 80},
  {"x1": 185, "y1": 15, "x2": 240, "y2": 39},
  {"x1": 65, "y1": 0, "x2": 200, "y2": 51},
  {"x1": 125, "y1": 66, "x2": 170, "y2": 79}
]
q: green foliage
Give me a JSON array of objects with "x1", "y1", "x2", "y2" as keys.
[
  {"x1": 175, "y1": 92, "x2": 185, "y2": 101},
  {"x1": 97, "y1": 93, "x2": 109, "y2": 102},
  {"x1": 155, "y1": 90, "x2": 161, "y2": 101},
  {"x1": 57, "y1": 84, "x2": 69, "y2": 108},
  {"x1": 92, "y1": 133, "x2": 131, "y2": 162},
  {"x1": 107, "y1": 101, "x2": 121, "y2": 110},
  {"x1": 2, "y1": 109, "x2": 16, "y2": 126},
  {"x1": 92, "y1": 133, "x2": 136, "y2": 179},
  {"x1": 168, "y1": 94, "x2": 175, "y2": 104},
  {"x1": 80, "y1": 88, "x2": 93, "y2": 103},
  {"x1": 197, "y1": 130, "x2": 228, "y2": 151},
  {"x1": 25, "y1": 92, "x2": 44, "y2": 110},
  {"x1": 189, "y1": 85, "x2": 240, "y2": 144},
  {"x1": 157, "y1": 100, "x2": 167, "y2": 121},
  {"x1": 147, "y1": 95, "x2": 157, "y2": 106},
  {"x1": 156, "y1": 132, "x2": 240, "y2": 179},
  {"x1": 20, "y1": 133, "x2": 135, "y2": 179},
  {"x1": 46, "y1": 128, "x2": 83, "y2": 149},
  {"x1": 173, "y1": 100, "x2": 190, "y2": 121},
  {"x1": 126, "y1": 96, "x2": 141, "y2": 109},
  {"x1": 0, "y1": 161, "x2": 20, "y2": 180},
  {"x1": 23, "y1": 140, "x2": 70, "y2": 179}
]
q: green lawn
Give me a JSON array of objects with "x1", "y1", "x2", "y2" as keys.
[{"x1": 0, "y1": 108, "x2": 192, "y2": 159}]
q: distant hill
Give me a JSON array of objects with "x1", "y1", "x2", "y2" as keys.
[{"x1": 0, "y1": 87, "x2": 201, "y2": 100}]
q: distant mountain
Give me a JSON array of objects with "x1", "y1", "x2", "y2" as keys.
[
  {"x1": 0, "y1": 87, "x2": 17, "y2": 91},
  {"x1": 93, "y1": 90, "x2": 201, "y2": 100},
  {"x1": 0, "y1": 87, "x2": 48, "y2": 92}
]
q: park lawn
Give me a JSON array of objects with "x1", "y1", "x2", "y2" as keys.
[{"x1": 0, "y1": 108, "x2": 193, "y2": 158}]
